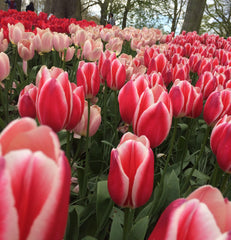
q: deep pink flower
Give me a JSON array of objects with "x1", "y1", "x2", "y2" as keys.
[
  {"x1": 0, "y1": 117, "x2": 70, "y2": 240},
  {"x1": 108, "y1": 132, "x2": 154, "y2": 208}
]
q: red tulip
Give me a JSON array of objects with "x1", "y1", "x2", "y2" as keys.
[
  {"x1": 106, "y1": 58, "x2": 126, "y2": 90},
  {"x1": 148, "y1": 185, "x2": 231, "y2": 240},
  {"x1": 133, "y1": 84, "x2": 172, "y2": 148},
  {"x1": 118, "y1": 76, "x2": 149, "y2": 124},
  {"x1": 203, "y1": 89, "x2": 231, "y2": 126},
  {"x1": 171, "y1": 63, "x2": 190, "y2": 82},
  {"x1": 0, "y1": 117, "x2": 70, "y2": 240},
  {"x1": 76, "y1": 61, "x2": 100, "y2": 99},
  {"x1": 211, "y1": 115, "x2": 231, "y2": 172},
  {"x1": 17, "y1": 83, "x2": 37, "y2": 118},
  {"x1": 65, "y1": 83, "x2": 85, "y2": 131},
  {"x1": 36, "y1": 66, "x2": 73, "y2": 132},
  {"x1": 108, "y1": 132, "x2": 154, "y2": 208},
  {"x1": 196, "y1": 71, "x2": 217, "y2": 100},
  {"x1": 169, "y1": 80, "x2": 203, "y2": 118}
]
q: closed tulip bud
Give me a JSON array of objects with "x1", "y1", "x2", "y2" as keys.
[
  {"x1": 203, "y1": 89, "x2": 231, "y2": 127},
  {"x1": 17, "y1": 83, "x2": 38, "y2": 118},
  {"x1": 8, "y1": 22, "x2": 25, "y2": 45},
  {"x1": 105, "y1": 37, "x2": 123, "y2": 56},
  {"x1": 196, "y1": 71, "x2": 217, "y2": 100},
  {"x1": 144, "y1": 46, "x2": 160, "y2": 68},
  {"x1": 65, "y1": 84, "x2": 85, "y2": 131},
  {"x1": 0, "y1": 52, "x2": 10, "y2": 82},
  {"x1": 0, "y1": 117, "x2": 71, "y2": 240},
  {"x1": 0, "y1": 28, "x2": 8, "y2": 52},
  {"x1": 59, "y1": 46, "x2": 75, "y2": 62},
  {"x1": 33, "y1": 28, "x2": 53, "y2": 54},
  {"x1": 98, "y1": 50, "x2": 117, "y2": 83},
  {"x1": 53, "y1": 32, "x2": 71, "y2": 52},
  {"x1": 147, "y1": 71, "x2": 165, "y2": 88},
  {"x1": 73, "y1": 101, "x2": 101, "y2": 137},
  {"x1": 82, "y1": 38, "x2": 103, "y2": 62},
  {"x1": 118, "y1": 76, "x2": 149, "y2": 124},
  {"x1": 106, "y1": 59, "x2": 126, "y2": 90},
  {"x1": 133, "y1": 84, "x2": 172, "y2": 148},
  {"x1": 148, "y1": 185, "x2": 231, "y2": 240},
  {"x1": 108, "y1": 132, "x2": 154, "y2": 208},
  {"x1": 18, "y1": 39, "x2": 34, "y2": 61},
  {"x1": 76, "y1": 61, "x2": 100, "y2": 99},
  {"x1": 211, "y1": 115, "x2": 231, "y2": 172},
  {"x1": 169, "y1": 80, "x2": 203, "y2": 118},
  {"x1": 171, "y1": 63, "x2": 190, "y2": 82},
  {"x1": 36, "y1": 66, "x2": 73, "y2": 132}
]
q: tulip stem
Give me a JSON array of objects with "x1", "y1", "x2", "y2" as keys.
[
  {"x1": 162, "y1": 117, "x2": 178, "y2": 177},
  {"x1": 103, "y1": 83, "x2": 108, "y2": 161},
  {"x1": 182, "y1": 125, "x2": 210, "y2": 193},
  {"x1": 62, "y1": 49, "x2": 67, "y2": 69},
  {"x1": 66, "y1": 130, "x2": 72, "y2": 162},
  {"x1": 123, "y1": 208, "x2": 134, "y2": 240},
  {"x1": 114, "y1": 90, "x2": 119, "y2": 145}
]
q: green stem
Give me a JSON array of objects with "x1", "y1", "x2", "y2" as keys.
[
  {"x1": 65, "y1": 130, "x2": 71, "y2": 162},
  {"x1": 210, "y1": 161, "x2": 220, "y2": 187},
  {"x1": 220, "y1": 173, "x2": 230, "y2": 194},
  {"x1": 162, "y1": 117, "x2": 178, "y2": 178},
  {"x1": 103, "y1": 83, "x2": 108, "y2": 160},
  {"x1": 80, "y1": 98, "x2": 91, "y2": 199},
  {"x1": 114, "y1": 90, "x2": 119, "y2": 145},
  {"x1": 182, "y1": 125, "x2": 210, "y2": 192},
  {"x1": 123, "y1": 208, "x2": 134, "y2": 240},
  {"x1": 62, "y1": 49, "x2": 67, "y2": 69}
]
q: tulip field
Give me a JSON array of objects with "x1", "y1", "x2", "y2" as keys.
[{"x1": 1, "y1": 8, "x2": 231, "y2": 240}]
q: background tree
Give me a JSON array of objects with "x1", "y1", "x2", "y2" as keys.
[
  {"x1": 181, "y1": 0, "x2": 207, "y2": 32},
  {"x1": 202, "y1": 0, "x2": 231, "y2": 37}
]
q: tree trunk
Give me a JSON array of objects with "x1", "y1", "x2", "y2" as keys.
[
  {"x1": 171, "y1": 0, "x2": 178, "y2": 32},
  {"x1": 15, "y1": 0, "x2": 22, "y2": 11},
  {"x1": 181, "y1": 0, "x2": 206, "y2": 33},
  {"x1": 100, "y1": 0, "x2": 110, "y2": 25},
  {"x1": 48, "y1": 0, "x2": 81, "y2": 19},
  {"x1": 122, "y1": 0, "x2": 131, "y2": 29}
]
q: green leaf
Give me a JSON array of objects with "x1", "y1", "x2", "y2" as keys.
[
  {"x1": 81, "y1": 236, "x2": 98, "y2": 240},
  {"x1": 109, "y1": 210, "x2": 123, "y2": 240},
  {"x1": 96, "y1": 180, "x2": 114, "y2": 233},
  {"x1": 64, "y1": 206, "x2": 79, "y2": 240},
  {"x1": 128, "y1": 216, "x2": 149, "y2": 240}
]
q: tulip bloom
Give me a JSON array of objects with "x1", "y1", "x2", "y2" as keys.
[
  {"x1": 53, "y1": 32, "x2": 71, "y2": 52},
  {"x1": 36, "y1": 66, "x2": 73, "y2": 132},
  {"x1": 0, "y1": 117, "x2": 70, "y2": 240},
  {"x1": 108, "y1": 132, "x2": 154, "y2": 208},
  {"x1": 73, "y1": 100, "x2": 101, "y2": 137},
  {"x1": 203, "y1": 89, "x2": 231, "y2": 127},
  {"x1": 82, "y1": 38, "x2": 103, "y2": 62},
  {"x1": 0, "y1": 52, "x2": 10, "y2": 82},
  {"x1": 17, "y1": 83, "x2": 38, "y2": 118},
  {"x1": 148, "y1": 185, "x2": 231, "y2": 240},
  {"x1": 8, "y1": 22, "x2": 25, "y2": 45},
  {"x1": 169, "y1": 80, "x2": 203, "y2": 118},
  {"x1": 210, "y1": 115, "x2": 231, "y2": 172},
  {"x1": 33, "y1": 28, "x2": 53, "y2": 54},
  {"x1": 76, "y1": 61, "x2": 100, "y2": 99},
  {"x1": 118, "y1": 76, "x2": 149, "y2": 124},
  {"x1": 133, "y1": 84, "x2": 172, "y2": 148},
  {"x1": 18, "y1": 39, "x2": 35, "y2": 61},
  {"x1": 106, "y1": 59, "x2": 126, "y2": 90}
]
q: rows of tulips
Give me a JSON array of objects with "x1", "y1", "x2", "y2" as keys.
[{"x1": 1, "y1": 9, "x2": 231, "y2": 239}]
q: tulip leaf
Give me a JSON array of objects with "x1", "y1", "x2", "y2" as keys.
[
  {"x1": 128, "y1": 216, "x2": 149, "y2": 240},
  {"x1": 64, "y1": 206, "x2": 79, "y2": 240},
  {"x1": 109, "y1": 210, "x2": 123, "y2": 240},
  {"x1": 96, "y1": 180, "x2": 114, "y2": 234},
  {"x1": 82, "y1": 236, "x2": 98, "y2": 240}
]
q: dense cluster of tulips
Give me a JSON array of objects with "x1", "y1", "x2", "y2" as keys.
[{"x1": 1, "y1": 9, "x2": 231, "y2": 240}]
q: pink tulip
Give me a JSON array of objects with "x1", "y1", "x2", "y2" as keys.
[
  {"x1": 105, "y1": 37, "x2": 123, "y2": 56},
  {"x1": 76, "y1": 61, "x2": 100, "y2": 99},
  {"x1": 98, "y1": 50, "x2": 117, "y2": 83},
  {"x1": 0, "y1": 117, "x2": 70, "y2": 240},
  {"x1": 196, "y1": 71, "x2": 217, "y2": 100},
  {"x1": 82, "y1": 38, "x2": 103, "y2": 61},
  {"x1": 133, "y1": 84, "x2": 172, "y2": 148},
  {"x1": 17, "y1": 83, "x2": 38, "y2": 118},
  {"x1": 171, "y1": 63, "x2": 190, "y2": 82},
  {"x1": 33, "y1": 28, "x2": 53, "y2": 54},
  {"x1": 147, "y1": 71, "x2": 165, "y2": 88},
  {"x1": 169, "y1": 80, "x2": 203, "y2": 118},
  {"x1": 148, "y1": 185, "x2": 231, "y2": 240},
  {"x1": 144, "y1": 46, "x2": 160, "y2": 68},
  {"x1": 108, "y1": 132, "x2": 154, "y2": 208},
  {"x1": 118, "y1": 76, "x2": 149, "y2": 124},
  {"x1": 53, "y1": 32, "x2": 71, "y2": 52},
  {"x1": 211, "y1": 115, "x2": 231, "y2": 172},
  {"x1": 203, "y1": 89, "x2": 231, "y2": 126},
  {"x1": 189, "y1": 53, "x2": 202, "y2": 73},
  {"x1": 18, "y1": 39, "x2": 34, "y2": 61},
  {"x1": 36, "y1": 66, "x2": 73, "y2": 132},
  {"x1": 106, "y1": 58, "x2": 126, "y2": 90},
  {"x1": 65, "y1": 84, "x2": 85, "y2": 131},
  {"x1": 73, "y1": 100, "x2": 101, "y2": 137},
  {"x1": 8, "y1": 22, "x2": 25, "y2": 45},
  {"x1": 0, "y1": 28, "x2": 8, "y2": 52},
  {"x1": 59, "y1": 46, "x2": 75, "y2": 62},
  {"x1": 0, "y1": 52, "x2": 10, "y2": 82},
  {"x1": 72, "y1": 29, "x2": 89, "y2": 48}
]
